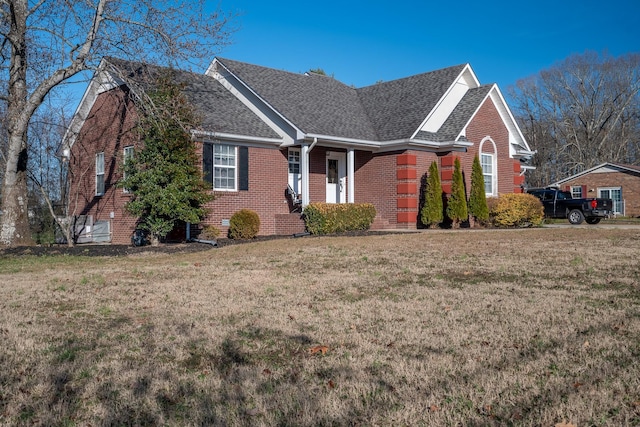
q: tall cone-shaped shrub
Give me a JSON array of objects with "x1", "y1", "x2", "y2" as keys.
[
  {"x1": 446, "y1": 157, "x2": 468, "y2": 228},
  {"x1": 468, "y1": 155, "x2": 489, "y2": 225},
  {"x1": 420, "y1": 161, "x2": 443, "y2": 228}
]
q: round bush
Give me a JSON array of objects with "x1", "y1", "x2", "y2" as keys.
[
  {"x1": 228, "y1": 209, "x2": 260, "y2": 239},
  {"x1": 489, "y1": 193, "x2": 544, "y2": 227}
]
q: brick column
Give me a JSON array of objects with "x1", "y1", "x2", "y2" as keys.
[
  {"x1": 440, "y1": 154, "x2": 455, "y2": 194},
  {"x1": 396, "y1": 153, "x2": 418, "y2": 228},
  {"x1": 513, "y1": 161, "x2": 524, "y2": 193}
]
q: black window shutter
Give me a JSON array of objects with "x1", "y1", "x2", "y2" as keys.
[
  {"x1": 239, "y1": 146, "x2": 249, "y2": 191},
  {"x1": 203, "y1": 143, "x2": 213, "y2": 185}
]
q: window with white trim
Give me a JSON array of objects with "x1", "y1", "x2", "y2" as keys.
[
  {"x1": 214, "y1": 144, "x2": 237, "y2": 191},
  {"x1": 288, "y1": 148, "x2": 301, "y2": 195},
  {"x1": 123, "y1": 146, "x2": 134, "y2": 193},
  {"x1": 598, "y1": 187, "x2": 623, "y2": 215},
  {"x1": 570, "y1": 186, "x2": 583, "y2": 199},
  {"x1": 95, "y1": 152, "x2": 105, "y2": 196},
  {"x1": 480, "y1": 153, "x2": 495, "y2": 195}
]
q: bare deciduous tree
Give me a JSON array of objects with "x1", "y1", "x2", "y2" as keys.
[
  {"x1": 510, "y1": 51, "x2": 640, "y2": 188},
  {"x1": 0, "y1": 0, "x2": 232, "y2": 246}
]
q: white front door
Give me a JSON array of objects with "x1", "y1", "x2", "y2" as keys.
[{"x1": 326, "y1": 152, "x2": 346, "y2": 203}]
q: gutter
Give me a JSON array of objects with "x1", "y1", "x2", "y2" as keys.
[
  {"x1": 303, "y1": 133, "x2": 472, "y2": 152},
  {"x1": 191, "y1": 130, "x2": 283, "y2": 145}
]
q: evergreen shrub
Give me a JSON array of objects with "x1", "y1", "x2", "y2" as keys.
[
  {"x1": 304, "y1": 203, "x2": 376, "y2": 235},
  {"x1": 468, "y1": 155, "x2": 489, "y2": 225},
  {"x1": 228, "y1": 209, "x2": 261, "y2": 239},
  {"x1": 489, "y1": 193, "x2": 544, "y2": 227},
  {"x1": 446, "y1": 157, "x2": 468, "y2": 228},
  {"x1": 420, "y1": 161, "x2": 443, "y2": 228}
]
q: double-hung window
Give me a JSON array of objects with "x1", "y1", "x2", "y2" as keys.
[
  {"x1": 123, "y1": 146, "x2": 134, "y2": 193},
  {"x1": 203, "y1": 143, "x2": 248, "y2": 191},
  {"x1": 570, "y1": 186, "x2": 583, "y2": 199},
  {"x1": 214, "y1": 144, "x2": 237, "y2": 191},
  {"x1": 480, "y1": 153, "x2": 495, "y2": 196},
  {"x1": 95, "y1": 152, "x2": 105, "y2": 196}
]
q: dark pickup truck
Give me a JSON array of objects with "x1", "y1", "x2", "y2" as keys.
[{"x1": 527, "y1": 187, "x2": 613, "y2": 225}]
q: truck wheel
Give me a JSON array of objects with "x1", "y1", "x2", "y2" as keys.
[
  {"x1": 568, "y1": 209, "x2": 585, "y2": 225},
  {"x1": 585, "y1": 217, "x2": 601, "y2": 225}
]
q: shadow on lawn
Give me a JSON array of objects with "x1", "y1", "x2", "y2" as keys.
[{"x1": 3, "y1": 311, "x2": 637, "y2": 425}]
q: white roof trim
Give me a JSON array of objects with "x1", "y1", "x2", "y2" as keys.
[
  {"x1": 412, "y1": 63, "x2": 479, "y2": 140},
  {"x1": 552, "y1": 162, "x2": 640, "y2": 185},
  {"x1": 208, "y1": 58, "x2": 299, "y2": 144},
  {"x1": 303, "y1": 133, "x2": 472, "y2": 153},
  {"x1": 457, "y1": 84, "x2": 532, "y2": 157},
  {"x1": 58, "y1": 58, "x2": 124, "y2": 157}
]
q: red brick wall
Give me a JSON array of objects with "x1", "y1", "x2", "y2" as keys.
[
  {"x1": 355, "y1": 150, "x2": 402, "y2": 228},
  {"x1": 560, "y1": 171, "x2": 640, "y2": 217},
  {"x1": 199, "y1": 147, "x2": 291, "y2": 236},
  {"x1": 68, "y1": 87, "x2": 140, "y2": 245},
  {"x1": 465, "y1": 97, "x2": 515, "y2": 195}
]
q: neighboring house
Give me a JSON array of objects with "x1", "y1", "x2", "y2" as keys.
[
  {"x1": 551, "y1": 163, "x2": 640, "y2": 217},
  {"x1": 59, "y1": 57, "x2": 534, "y2": 244}
]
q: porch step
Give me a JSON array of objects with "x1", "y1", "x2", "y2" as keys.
[
  {"x1": 275, "y1": 213, "x2": 306, "y2": 235},
  {"x1": 370, "y1": 216, "x2": 392, "y2": 230}
]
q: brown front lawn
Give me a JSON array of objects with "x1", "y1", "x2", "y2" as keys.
[{"x1": 0, "y1": 228, "x2": 638, "y2": 426}]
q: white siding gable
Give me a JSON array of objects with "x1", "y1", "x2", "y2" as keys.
[{"x1": 417, "y1": 65, "x2": 479, "y2": 135}]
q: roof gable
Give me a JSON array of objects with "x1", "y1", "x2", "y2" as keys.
[
  {"x1": 554, "y1": 162, "x2": 640, "y2": 185},
  {"x1": 60, "y1": 58, "x2": 281, "y2": 156},
  {"x1": 356, "y1": 64, "x2": 467, "y2": 141},
  {"x1": 212, "y1": 58, "x2": 378, "y2": 140}
]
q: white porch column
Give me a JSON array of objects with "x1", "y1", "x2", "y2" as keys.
[
  {"x1": 301, "y1": 144, "x2": 310, "y2": 207},
  {"x1": 347, "y1": 148, "x2": 355, "y2": 203}
]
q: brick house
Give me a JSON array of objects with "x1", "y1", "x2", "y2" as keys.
[
  {"x1": 59, "y1": 57, "x2": 534, "y2": 244},
  {"x1": 551, "y1": 163, "x2": 640, "y2": 217}
]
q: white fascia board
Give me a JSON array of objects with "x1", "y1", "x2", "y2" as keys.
[
  {"x1": 208, "y1": 59, "x2": 298, "y2": 145},
  {"x1": 58, "y1": 59, "x2": 125, "y2": 158},
  {"x1": 489, "y1": 85, "x2": 531, "y2": 153},
  {"x1": 191, "y1": 130, "x2": 283, "y2": 147},
  {"x1": 458, "y1": 85, "x2": 533, "y2": 157},
  {"x1": 303, "y1": 133, "x2": 472, "y2": 153},
  {"x1": 412, "y1": 64, "x2": 479, "y2": 139},
  {"x1": 551, "y1": 163, "x2": 626, "y2": 185}
]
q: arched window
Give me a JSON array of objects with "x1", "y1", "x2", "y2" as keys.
[{"x1": 479, "y1": 137, "x2": 497, "y2": 196}]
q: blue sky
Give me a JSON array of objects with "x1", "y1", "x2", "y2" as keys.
[{"x1": 214, "y1": 0, "x2": 639, "y2": 92}]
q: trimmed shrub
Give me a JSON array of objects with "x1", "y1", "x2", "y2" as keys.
[
  {"x1": 489, "y1": 193, "x2": 544, "y2": 227},
  {"x1": 228, "y1": 209, "x2": 260, "y2": 239},
  {"x1": 304, "y1": 203, "x2": 376, "y2": 235},
  {"x1": 468, "y1": 155, "x2": 489, "y2": 225},
  {"x1": 446, "y1": 157, "x2": 468, "y2": 228},
  {"x1": 199, "y1": 224, "x2": 221, "y2": 240},
  {"x1": 420, "y1": 161, "x2": 443, "y2": 228}
]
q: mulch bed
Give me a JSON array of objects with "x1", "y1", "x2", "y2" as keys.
[{"x1": 0, "y1": 230, "x2": 408, "y2": 258}]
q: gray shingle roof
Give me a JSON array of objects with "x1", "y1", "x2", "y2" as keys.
[
  {"x1": 216, "y1": 58, "x2": 378, "y2": 140},
  {"x1": 217, "y1": 58, "x2": 474, "y2": 142},
  {"x1": 104, "y1": 57, "x2": 281, "y2": 139},
  {"x1": 356, "y1": 64, "x2": 467, "y2": 141}
]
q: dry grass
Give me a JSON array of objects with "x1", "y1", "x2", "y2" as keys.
[{"x1": 0, "y1": 228, "x2": 639, "y2": 426}]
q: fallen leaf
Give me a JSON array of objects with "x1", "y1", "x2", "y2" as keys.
[
  {"x1": 262, "y1": 369, "x2": 271, "y2": 375},
  {"x1": 428, "y1": 405, "x2": 439, "y2": 413},
  {"x1": 573, "y1": 381, "x2": 584, "y2": 389},
  {"x1": 583, "y1": 341, "x2": 590, "y2": 348},
  {"x1": 193, "y1": 262, "x2": 202, "y2": 267},
  {"x1": 327, "y1": 380, "x2": 335, "y2": 388},
  {"x1": 309, "y1": 345, "x2": 329, "y2": 355}
]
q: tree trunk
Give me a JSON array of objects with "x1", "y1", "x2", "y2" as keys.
[
  {"x1": 0, "y1": 139, "x2": 32, "y2": 246},
  {"x1": 1, "y1": 0, "x2": 33, "y2": 246}
]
